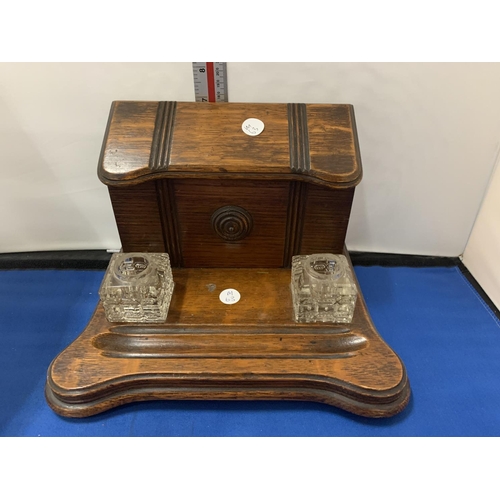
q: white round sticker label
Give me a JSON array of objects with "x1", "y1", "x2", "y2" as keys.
[
  {"x1": 242, "y1": 118, "x2": 264, "y2": 136},
  {"x1": 219, "y1": 288, "x2": 241, "y2": 305}
]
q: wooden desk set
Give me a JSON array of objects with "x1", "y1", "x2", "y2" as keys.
[{"x1": 45, "y1": 101, "x2": 411, "y2": 418}]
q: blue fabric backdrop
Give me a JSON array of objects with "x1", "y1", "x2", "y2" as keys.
[{"x1": 1, "y1": 266, "x2": 499, "y2": 436}]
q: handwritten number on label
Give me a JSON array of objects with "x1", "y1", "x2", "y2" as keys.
[
  {"x1": 242, "y1": 118, "x2": 264, "y2": 136},
  {"x1": 219, "y1": 288, "x2": 241, "y2": 305}
]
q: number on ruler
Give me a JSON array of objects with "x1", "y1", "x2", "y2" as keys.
[{"x1": 192, "y1": 62, "x2": 228, "y2": 102}]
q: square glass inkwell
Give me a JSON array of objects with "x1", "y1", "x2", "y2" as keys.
[
  {"x1": 99, "y1": 252, "x2": 174, "y2": 323},
  {"x1": 291, "y1": 253, "x2": 357, "y2": 323}
]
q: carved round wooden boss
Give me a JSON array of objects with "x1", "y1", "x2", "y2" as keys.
[{"x1": 211, "y1": 205, "x2": 253, "y2": 242}]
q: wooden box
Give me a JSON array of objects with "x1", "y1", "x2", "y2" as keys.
[
  {"x1": 98, "y1": 101, "x2": 361, "y2": 267},
  {"x1": 45, "y1": 101, "x2": 410, "y2": 419}
]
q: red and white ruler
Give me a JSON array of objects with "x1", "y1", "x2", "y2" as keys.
[{"x1": 192, "y1": 62, "x2": 228, "y2": 102}]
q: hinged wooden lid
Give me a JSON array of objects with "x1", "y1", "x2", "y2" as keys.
[{"x1": 98, "y1": 101, "x2": 362, "y2": 188}]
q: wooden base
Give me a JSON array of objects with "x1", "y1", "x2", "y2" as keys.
[{"x1": 45, "y1": 259, "x2": 410, "y2": 419}]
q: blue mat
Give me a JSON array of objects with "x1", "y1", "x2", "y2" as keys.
[{"x1": 1, "y1": 266, "x2": 499, "y2": 436}]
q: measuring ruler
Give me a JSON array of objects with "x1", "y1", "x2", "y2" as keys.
[{"x1": 192, "y1": 62, "x2": 228, "y2": 102}]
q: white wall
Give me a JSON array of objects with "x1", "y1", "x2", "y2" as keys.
[
  {"x1": 462, "y1": 153, "x2": 500, "y2": 309},
  {"x1": 1, "y1": 62, "x2": 500, "y2": 255},
  {"x1": 0, "y1": 63, "x2": 194, "y2": 252}
]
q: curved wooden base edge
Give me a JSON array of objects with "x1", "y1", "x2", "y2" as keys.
[
  {"x1": 45, "y1": 265, "x2": 412, "y2": 421},
  {"x1": 45, "y1": 369, "x2": 411, "y2": 419}
]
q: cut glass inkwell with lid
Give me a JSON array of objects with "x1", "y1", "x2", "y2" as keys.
[
  {"x1": 99, "y1": 252, "x2": 174, "y2": 323},
  {"x1": 291, "y1": 253, "x2": 358, "y2": 323}
]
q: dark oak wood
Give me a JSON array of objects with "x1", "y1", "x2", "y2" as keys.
[
  {"x1": 46, "y1": 100, "x2": 410, "y2": 419},
  {"x1": 98, "y1": 101, "x2": 362, "y2": 187},
  {"x1": 300, "y1": 185, "x2": 355, "y2": 256},
  {"x1": 174, "y1": 179, "x2": 289, "y2": 268},
  {"x1": 157, "y1": 180, "x2": 182, "y2": 267},
  {"x1": 150, "y1": 101, "x2": 177, "y2": 171},
  {"x1": 108, "y1": 183, "x2": 165, "y2": 253},
  {"x1": 283, "y1": 181, "x2": 308, "y2": 264},
  {"x1": 103, "y1": 102, "x2": 362, "y2": 268},
  {"x1": 46, "y1": 257, "x2": 410, "y2": 418},
  {"x1": 288, "y1": 103, "x2": 311, "y2": 173},
  {"x1": 211, "y1": 205, "x2": 254, "y2": 242}
]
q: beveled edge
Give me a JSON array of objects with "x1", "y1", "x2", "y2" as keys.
[
  {"x1": 44, "y1": 249, "x2": 410, "y2": 420},
  {"x1": 45, "y1": 363, "x2": 410, "y2": 419},
  {"x1": 97, "y1": 101, "x2": 363, "y2": 189}
]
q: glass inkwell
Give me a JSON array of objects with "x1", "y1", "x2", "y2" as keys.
[
  {"x1": 291, "y1": 253, "x2": 357, "y2": 323},
  {"x1": 99, "y1": 252, "x2": 174, "y2": 323}
]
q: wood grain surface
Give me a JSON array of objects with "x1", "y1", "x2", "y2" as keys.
[
  {"x1": 98, "y1": 101, "x2": 363, "y2": 188},
  {"x1": 108, "y1": 183, "x2": 165, "y2": 253},
  {"x1": 174, "y1": 179, "x2": 290, "y2": 267},
  {"x1": 110, "y1": 178, "x2": 355, "y2": 268},
  {"x1": 46, "y1": 261, "x2": 410, "y2": 418},
  {"x1": 45, "y1": 101, "x2": 410, "y2": 419}
]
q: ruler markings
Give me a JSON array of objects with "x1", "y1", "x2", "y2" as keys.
[{"x1": 192, "y1": 62, "x2": 228, "y2": 102}]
